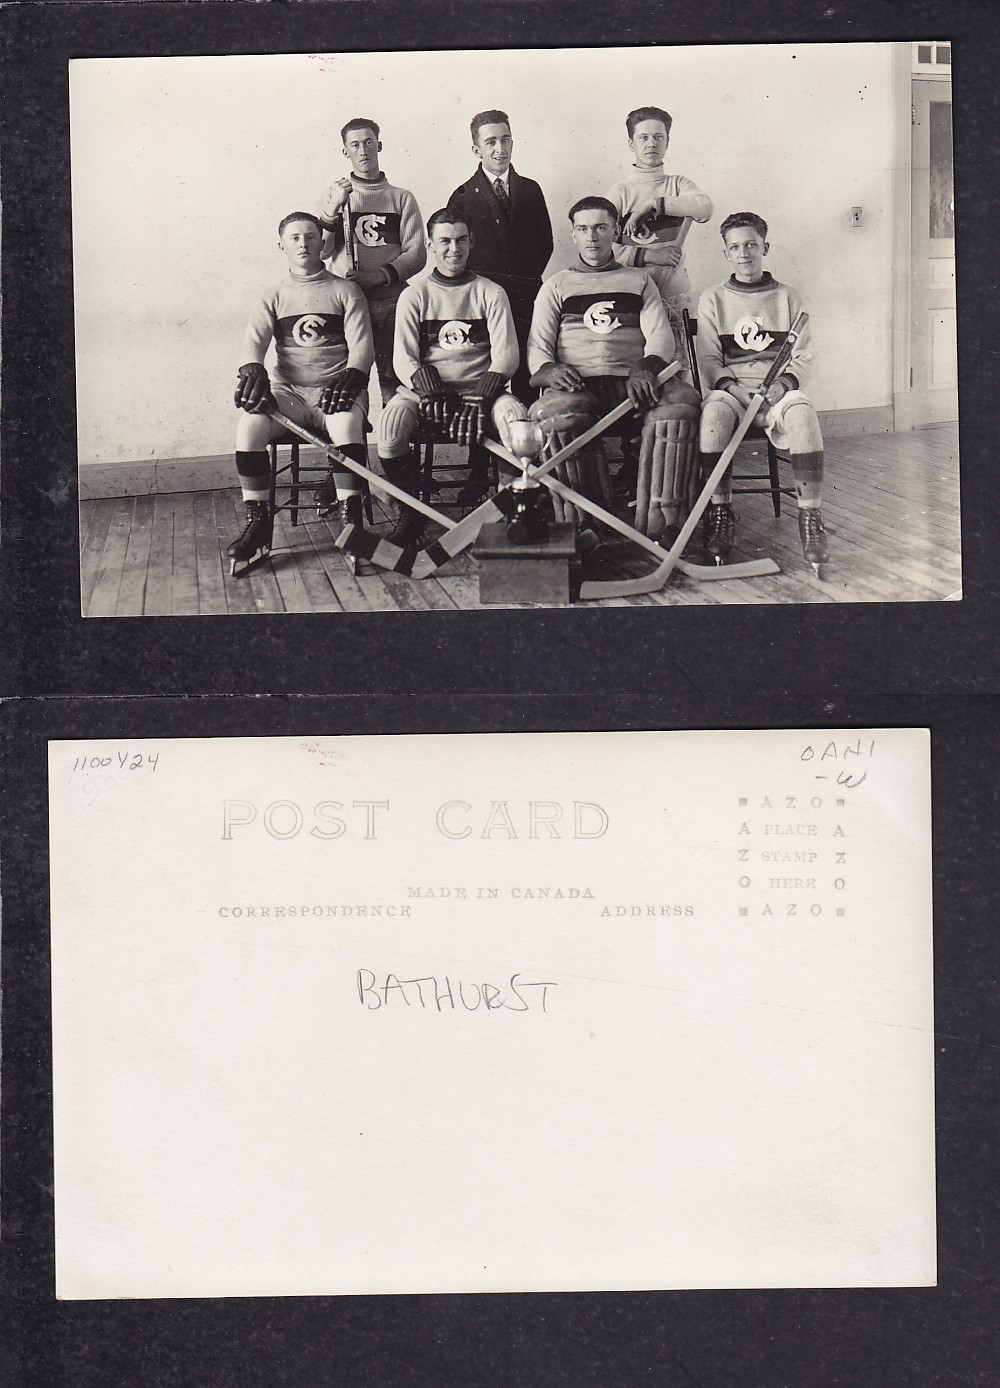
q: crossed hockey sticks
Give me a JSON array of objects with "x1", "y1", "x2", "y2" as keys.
[
  {"x1": 266, "y1": 361, "x2": 686, "y2": 580},
  {"x1": 572, "y1": 310, "x2": 807, "y2": 600},
  {"x1": 482, "y1": 437, "x2": 778, "y2": 585}
]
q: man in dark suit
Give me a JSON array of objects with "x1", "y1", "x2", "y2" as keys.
[{"x1": 447, "y1": 109, "x2": 553, "y2": 498}]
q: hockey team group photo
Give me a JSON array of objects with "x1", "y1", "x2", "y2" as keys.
[{"x1": 72, "y1": 41, "x2": 960, "y2": 615}]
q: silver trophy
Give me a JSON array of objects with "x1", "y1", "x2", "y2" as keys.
[{"x1": 505, "y1": 420, "x2": 549, "y2": 544}]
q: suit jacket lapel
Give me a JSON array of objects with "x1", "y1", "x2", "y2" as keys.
[{"x1": 477, "y1": 164, "x2": 509, "y2": 220}]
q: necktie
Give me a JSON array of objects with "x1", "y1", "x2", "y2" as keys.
[{"x1": 494, "y1": 177, "x2": 510, "y2": 210}]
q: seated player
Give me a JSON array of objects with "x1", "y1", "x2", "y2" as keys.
[
  {"x1": 230, "y1": 211, "x2": 374, "y2": 574},
  {"x1": 376, "y1": 208, "x2": 528, "y2": 547},
  {"x1": 317, "y1": 117, "x2": 426, "y2": 407},
  {"x1": 697, "y1": 211, "x2": 829, "y2": 573},
  {"x1": 606, "y1": 105, "x2": 712, "y2": 328},
  {"x1": 526, "y1": 196, "x2": 700, "y2": 541}
]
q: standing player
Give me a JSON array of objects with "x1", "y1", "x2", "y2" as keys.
[
  {"x1": 376, "y1": 208, "x2": 528, "y2": 547},
  {"x1": 696, "y1": 211, "x2": 829, "y2": 573},
  {"x1": 606, "y1": 105, "x2": 712, "y2": 328},
  {"x1": 526, "y1": 196, "x2": 700, "y2": 543},
  {"x1": 318, "y1": 118, "x2": 426, "y2": 405},
  {"x1": 447, "y1": 110, "x2": 553, "y2": 498},
  {"x1": 229, "y1": 211, "x2": 374, "y2": 575}
]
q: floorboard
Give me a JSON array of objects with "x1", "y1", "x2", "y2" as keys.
[{"x1": 80, "y1": 425, "x2": 962, "y2": 616}]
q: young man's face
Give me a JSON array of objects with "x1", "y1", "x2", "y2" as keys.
[
  {"x1": 473, "y1": 122, "x2": 513, "y2": 178},
  {"x1": 629, "y1": 118, "x2": 669, "y2": 169},
  {"x1": 279, "y1": 219, "x2": 324, "y2": 275},
  {"x1": 428, "y1": 220, "x2": 472, "y2": 277},
  {"x1": 724, "y1": 225, "x2": 769, "y2": 283},
  {"x1": 342, "y1": 126, "x2": 382, "y2": 178},
  {"x1": 571, "y1": 207, "x2": 618, "y2": 266}
]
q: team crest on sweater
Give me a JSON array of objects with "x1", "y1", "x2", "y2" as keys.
[
  {"x1": 628, "y1": 211, "x2": 686, "y2": 246},
  {"x1": 564, "y1": 292, "x2": 642, "y2": 336},
  {"x1": 583, "y1": 301, "x2": 622, "y2": 335},
  {"x1": 276, "y1": 312, "x2": 344, "y2": 347},
  {"x1": 732, "y1": 316, "x2": 775, "y2": 353},
  {"x1": 419, "y1": 318, "x2": 489, "y2": 353},
  {"x1": 350, "y1": 212, "x2": 401, "y2": 247}
]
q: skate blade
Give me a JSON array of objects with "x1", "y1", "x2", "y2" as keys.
[{"x1": 228, "y1": 545, "x2": 270, "y2": 579}]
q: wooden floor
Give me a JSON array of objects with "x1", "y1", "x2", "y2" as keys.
[{"x1": 80, "y1": 424, "x2": 961, "y2": 616}]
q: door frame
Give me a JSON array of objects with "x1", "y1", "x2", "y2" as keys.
[{"x1": 891, "y1": 44, "x2": 953, "y2": 432}]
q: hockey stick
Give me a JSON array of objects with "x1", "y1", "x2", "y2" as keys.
[
  {"x1": 385, "y1": 361, "x2": 684, "y2": 571},
  {"x1": 482, "y1": 439, "x2": 778, "y2": 583},
  {"x1": 269, "y1": 362, "x2": 684, "y2": 581},
  {"x1": 266, "y1": 409, "x2": 459, "y2": 534},
  {"x1": 265, "y1": 408, "x2": 464, "y2": 579},
  {"x1": 576, "y1": 311, "x2": 807, "y2": 600},
  {"x1": 342, "y1": 197, "x2": 356, "y2": 272}
]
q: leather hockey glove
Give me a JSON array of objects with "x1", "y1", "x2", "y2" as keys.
[
  {"x1": 530, "y1": 361, "x2": 585, "y2": 392},
  {"x1": 234, "y1": 362, "x2": 272, "y2": 412},
  {"x1": 626, "y1": 354, "x2": 667, "y2": 410},
  {"x1": 319, "y1": 367, "x2": 368, "y2": 413},
  {"x1": 451, "y1": 370, "x2": 505, "y2": 446},
  {"x1": 412, "y1": 365, "x2": 456, "y2": 435}
]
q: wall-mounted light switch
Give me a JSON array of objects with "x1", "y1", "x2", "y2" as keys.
[{"x1": 851, "y1": 206, "x2": 863, "y2": 228}]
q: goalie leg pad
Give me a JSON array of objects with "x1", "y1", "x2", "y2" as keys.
[{"x1": 636, "y1": 406, "x2": 700, "y2": 538}]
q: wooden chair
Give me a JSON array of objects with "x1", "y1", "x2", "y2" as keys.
[
  {"x1": 418, "y1": 433, "x2": 499, "y2": 511},
  {"x1": 683, "y1": 310, "x2": 795, "y2": 518},
  {"x1": 267, "y1": 431, "x2": 373, "y2": 527}
]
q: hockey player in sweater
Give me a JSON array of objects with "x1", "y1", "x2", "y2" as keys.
[
  {"x1": 229, "y1": 211, "x2": 374, "y2": 575},
  {"x1": 318, "y1": 118, "x2": 426, "y2": 405},
  {"x1": 376, "y1": 208, "x2": 528, "y2": 546},
  {"x1": 696, "y1": 211, "x2": 829, "y2": 573},
  {"x1": 526, "y1": 196, "x2": 700, "y2": 541},
  {"x1": 606, "y1": 106, "x2": 712, "y2": 328}
]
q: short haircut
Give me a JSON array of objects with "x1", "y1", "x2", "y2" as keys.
[
  {"x1": 428, "y1": 207, "x2": 470, "y2": 236},
  {"x1": 278, "y1": 211, "x2": 322, "y2": 237},
  {"x1": 471, "y1": 109, "x2": 511, "y2": 144},
  {"x1": 626, "y1": 106, "x2": 673, "y2": 139},
  {"x1": 341, "y1": 117, "x2": 380, "y2": 144},
  {"x1": 720, "y1": 211, "x2": 768, "y2": 242},
  {"x1": 568, "y1": 196, "x2": 619, "y2": 225}
]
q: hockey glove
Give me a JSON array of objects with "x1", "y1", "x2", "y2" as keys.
[
  {"x1": 626, "y1": 355, "x2": 667, "y2": 411},
  {"x1": 412, "y1": 365, "x2": 456, "y2": 435},
  {"x1": 319, "y1": 367, "x2": 368, "y2": 413},
  {"x1": 234, "y1": 362, "x2": 272, "y2": 413},
  {"x1": 451, "y1": 370, "x2": 505, "y2": 446},
  {"x1": 530, "y1": 361, "x2": 585, "y2": 392}
]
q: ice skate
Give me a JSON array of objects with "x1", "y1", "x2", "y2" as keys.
[
  {"x1": 798, "y1": 507, "x2": 829, "y2": 576},
  {"x1": 702, "y1": 501, "x2": 736, "y2": 566},
  {"x1": 312, "y1": 467, "x2": 339, "y2": 517},
  {"x1": 227, "y1": 500, "x2": 273, "y2": 577},
  {"x1": 381, "y1": 454, "x2": 427, "y2": 549},
  {"x1": 339, "y1": 493, "x2": 370, "y2": 575}
]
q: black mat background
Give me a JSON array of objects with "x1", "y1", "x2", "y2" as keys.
[{"x1": 1, "y1": 2, "x2": 998, "y2": 1385}]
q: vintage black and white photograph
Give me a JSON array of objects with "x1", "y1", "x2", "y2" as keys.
[{"x1": 72, "y1": 41, "x2": 960, "y2": 615}]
